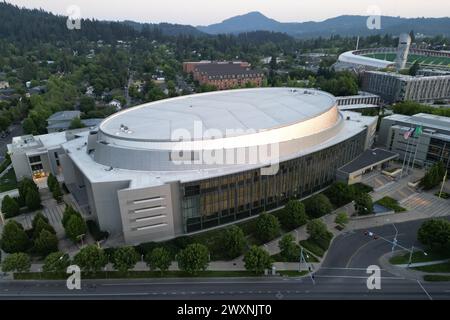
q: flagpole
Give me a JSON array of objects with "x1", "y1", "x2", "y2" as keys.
[
  {"x1": 401, "y1": 128, "x2": 413, "y2": 178},
  {"x1": 410, "y1": 125, "x2": 423, "y2": 174}
]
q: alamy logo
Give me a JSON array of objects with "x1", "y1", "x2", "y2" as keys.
[
  {"x1": 366, "y1": 5, "x2": 381, "y2": 30},
  {"x1": 66, "y1": 5, "x2": 81, "y2": 30},
  {"x1": 366, "y1": 265, "x2": 381, "y2": 290},
  {"x1": 66, "y1": 265, "x2": 81, "y2": 290}
]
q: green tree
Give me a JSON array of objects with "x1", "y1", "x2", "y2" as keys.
[
  {"x1": 354, "y1": 192, "x2": 373, "y2": 215},
  {"x1": 65, "y1": 214, "x2": 87, "y2": 243},
  {"x1": 42, "y1": 252, "x2": 70, "y2": 273},
  {"x1": 46, "y1": 173, "x2": 58, "y2": 192},
  {"x1": 112, "y1": 246, "x2": 139, "y2": 273},
  {"x1": 22, "y1": 117, "x2": 37, "y2": 134},
  {"x1": 325, "y1": 182, "x2": 356, "y2": 207},
  {"x1": 279, "y1": 200, "x2": 308, "y2": 230},
  {"x1": 32, "y1": 212, "x2": 49, "y2": 229},
  {"x1": 303, "y1": 194, "x2": 333, "y2": 218},
  {"x1": 420, "y1": 162, "x2": 445, "y2": 190},
  {"x1": 34, "y1": 229, "x2": 59, "y2": 256},
  {"x1": 1, "y1": 253, "x2": 31, "y2": 273},
  {"x1": 73, "y1": 244, "x2": 108, "y2": 273},
  {"x1": 18, "y1": 178, "x2": 38, "y2": 203},
  {"x1": 243, "y1": 246, "x2": 272, "y2": 274},
  {"x1": 221, "y1": 226, "x2": 247, "y2": 259},
  {"x1": 177, "y1": 243, "x2": 209, "y2": 275},
  {"x1": 62, "y1": 205, "x2": 82, "y2": 228},
  {"x1": 32, "y1": 216, "x2": 56, "y2": 239},
  {"x1": 306, "y1": 219, "x2": 329, "y2": 242},
  {"x1": 25, "y1": 187, "x2": 41, "y2": 210},
  {"x1": 1, "y1": 195, "x2": 20, "y2": 218},
  {"x1": 334, "y1": 212, "x2": 349, "y2": 226},
  {"x1": 145, "y1": 247, "x2": 172, "y2": 274},
  {"x1": 69, "y1": 117, "x2": 85, "y2": 130},
  {"x1": 255, "y1": 213, "x2": 281, "y2": 243},
  {"x1": 79, "y1": 96, "x2": 95, "y2": 113},
  {"x1": 418, "y1": 219, "x2": 450, "y2": 250},
  {"x1": 52, "y1": 182, "x2": 63, "y2": 202},
  {"x1": 409, "y1": 61, "x2": 420, "y2": 76},
  {"x1": 0, "y1": 220, "x2": 29, "y2": 253},
  {"x1": 279, "y1": 234, "x2": 299, "y2": 261}
]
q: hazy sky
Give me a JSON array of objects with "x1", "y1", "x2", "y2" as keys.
[{"x1": 6, "y1": 0, "x2": 450, "y2": 25}]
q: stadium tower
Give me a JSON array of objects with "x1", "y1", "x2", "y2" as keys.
[{"x1": 395, "y1": 33, "x2": 412, "y2": 71}]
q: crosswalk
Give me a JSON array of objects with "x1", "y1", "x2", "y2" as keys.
[
  {"x1": 7, "y1": 203, "x2": 66, "y2": 235},
  {"x1": 400, "y1": 193, "x2": 450, "y2": 217}
]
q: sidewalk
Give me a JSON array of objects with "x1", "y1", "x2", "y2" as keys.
[{"x1": 379, "y1": 251, "x2": 450, "y2": 281}]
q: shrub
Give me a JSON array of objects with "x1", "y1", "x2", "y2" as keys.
[
  {"x1": 335, "y1": 212, "x2": 349, "y2": 226},
  {"x1": 354, "y1": 192, "x2": 373, "y2": 215}
]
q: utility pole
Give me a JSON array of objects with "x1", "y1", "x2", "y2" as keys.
[
  {"x1": 299, "y1": 246, "x2": 315, "y2": 285},
  {"x1": 438, "y1": 161, "x2": 449, "y2": 198}
]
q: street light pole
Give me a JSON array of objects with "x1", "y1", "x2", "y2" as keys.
[
  {"x1": 392, "y1": 224, "x2": 398, "y2": 252},
  {"x1": 408, "y1": 245, "x2": 414, "y2": 267}
]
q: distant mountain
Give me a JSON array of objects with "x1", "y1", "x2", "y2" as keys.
[{"x1": 197, "y1": 12, "x2": 450, "y2": 38}]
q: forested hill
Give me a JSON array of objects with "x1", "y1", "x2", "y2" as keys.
[{"x1": 0, "y1": 2, "x2": 203, "y2": 45}]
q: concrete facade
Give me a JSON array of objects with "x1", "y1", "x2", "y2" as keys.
[
  {"x1": 54, "y1": 89, "x2": 378, "y2": 244},
  {"x1": 379, "y1": 113, "x2": 450, "y2": 170},
  {"x1": 361, "y1": 71, "x2": 450, "y2": 103}
]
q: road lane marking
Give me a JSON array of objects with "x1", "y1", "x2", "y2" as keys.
[
  {"x1": 315, "y1": 275, "x2": 405, "y2": 280},
  {"x1": 321, "y1": 267, "x2": 386, "y2": 271},
  {"x1": 417, "y1": 280, "x2": 433, "y2": 300}
]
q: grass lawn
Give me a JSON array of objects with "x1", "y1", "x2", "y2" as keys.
[
  {"x1": 390, "y1": 250, "x2": 450, "y2": 265},
  {"x1": 434, "y1": 192, "x2": 450, "y2": 199},
  {"x1": 375, "y1": 196, "x2": 406, "y2": 213},
  {"x1": 0, "y1": 168, "x2": 18, "y2": 193},
  {"x1": 352, "y1": 182, "x2": 373, "y2": 193},
  {"x1": 278, "y1": 270, "x2": 309, "y2": 277},
  {"x1": 414, "y1": 262, "x2": 450, "y2": 273},
  {"x1": 14, "y1": 270, "x2": 261, "y2": 280},
  {"x1": 423, "y1": 275, "x2": 450, "y2": 282},
  {"x1": 299, "y1": 240, "x2": 325, "y2": 258},
  {"x1": 271, "y1": 250, "x2": 319, "y2": 263}
]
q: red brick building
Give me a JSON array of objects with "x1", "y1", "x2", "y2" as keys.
[{"x1": 183, "y1": 61, "x2": 263, "y2": 90}]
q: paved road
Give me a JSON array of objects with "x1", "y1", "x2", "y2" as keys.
[
  {"x1": 1, "y1": 218, "x2": 449, "y2": 300},
  {"x1": 0, "y1": 276, "x2": 448, "y2": 300}
]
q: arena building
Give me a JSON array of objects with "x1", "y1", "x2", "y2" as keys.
[{"x1": 58, "y1": 88, "x2": 377, "y2": 244}]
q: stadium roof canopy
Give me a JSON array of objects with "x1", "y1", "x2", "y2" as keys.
[{"x1": 338, "y1": 51, "x2": 395, "y2": 69}]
